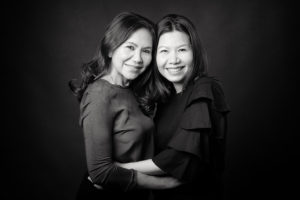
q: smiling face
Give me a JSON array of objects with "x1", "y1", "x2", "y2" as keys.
[
  {"x1": 109, "y1": 28, "x2": 153, "y2": 86},
  {"x1": 156, "y1": 30, "x2": 193, "y2": 92}
]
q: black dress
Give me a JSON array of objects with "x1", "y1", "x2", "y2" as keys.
[{"x1": 153, "y1": 77, "x2": 230, "y2": 200}]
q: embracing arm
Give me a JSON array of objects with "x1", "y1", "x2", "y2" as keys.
[
  {"x1": 81, "y1": 89, "x2": 137, "y2": 191},
  {"x1": 81, "y1": 88, "x2": 182, "y2": 191},
  {"x1": 135, "y1": 171, "x2": 182, "y2": 189},
  {"x1": 116, "y1": 159, "x2": 165, "y2": 175},
  {"x1": 91, "y1": 170, "x2": 183, "y2": 190}
]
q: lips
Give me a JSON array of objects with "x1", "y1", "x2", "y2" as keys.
[
  {"x1": 125, "y1": 64, "x2": 143, "y2": 69},
  {"x1": 125, "y1": 64, "x2": 144, "y2": 74},
  {"x1": 166, "y1": 66, "x2": 185, "y2": 74}
]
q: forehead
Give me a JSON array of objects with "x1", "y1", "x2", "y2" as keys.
[
  {"x1": 125, "y1": 28, "x2": 153, "y2": 47},
  {"x1": 158, "y1": 31, "x2": 190, "y2": 47}
]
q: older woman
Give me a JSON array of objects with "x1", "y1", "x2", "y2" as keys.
[{"x1": 69, "y1": 12, "x2": 181, "y2": 200}]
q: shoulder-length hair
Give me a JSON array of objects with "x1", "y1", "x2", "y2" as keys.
[
  {"x1": 69, "y1": 11, "x2": 156, "y2": 102},
  {"x1": 153, "y1": 14, "x2": 208, "y2": 102}
]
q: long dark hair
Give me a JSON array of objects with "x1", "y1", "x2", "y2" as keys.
[
  {"x1": 152, "y1": 14, "x2": 208, "y2": 102},
  {"x1": 69, "y1": 12, "x2": 156, "y2": 115}
]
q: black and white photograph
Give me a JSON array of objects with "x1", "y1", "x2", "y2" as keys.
[{"x1": 5, "y1": 0, "x2": 297, "y2": 199}]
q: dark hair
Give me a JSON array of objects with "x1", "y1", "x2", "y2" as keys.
[
  {"x1": 152, "y1": 14, "x2": 208, "y2": 101},
  {"x1": 69, "y1": 12, "x2": 156, "y2": 115}
]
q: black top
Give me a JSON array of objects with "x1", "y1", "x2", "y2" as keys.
[
  {"x1": 153, "y1": 76, "x2": 230, "y2": 200},
  {"x1": 79, "y1": 78, "x2": 154, "y2": 192}
]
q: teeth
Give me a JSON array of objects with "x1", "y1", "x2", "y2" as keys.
[
  {"x1": 168, "y1": 68, "x2": 180, "y2": 72},
  {"x1": 167, "y1": 67, "x2": 184, "y2": 73}
]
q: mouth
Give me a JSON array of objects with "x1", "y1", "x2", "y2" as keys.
[
  {"x1": 125, "y1": 64, "x2": 144, "y2": 74},
  {"x1": 125, "y1": 64, "x2": 143, "y2": 69},
  {"x1": 166, "y1": 66, "x2": 185, "y2": 73}
]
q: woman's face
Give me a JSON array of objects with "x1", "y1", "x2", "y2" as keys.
[
  {"x1": 109, "y1": 28, "x2": 153, "y2": 84},
  {"x1": 156, "y1": 30, "x2": 193, "y2": 89}
]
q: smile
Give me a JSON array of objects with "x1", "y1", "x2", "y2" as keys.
[
  {"x1": 166, "y1": 66, "x2": 185, "y2": 73},
  {"x1": 125, "y1": 64, "x2": 143, "y2": 69}
]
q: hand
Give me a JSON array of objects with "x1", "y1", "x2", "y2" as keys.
[
  {"x1": 163, "y1": 176, "x2": 184, "y2": 188},
  {"x1": 87, "y1": 176, "x2": 103, "y2": 190},
  {"x1": 115, "y1": 162, "x2": 124, "y2": 167}
]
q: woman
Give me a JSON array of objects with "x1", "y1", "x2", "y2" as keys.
[
  {"x1": 69, "y1": 12, "x2": 181, "y2": 200},
  {"x1": 117, "y1": 14, "x2": 230, "y2": 200}
]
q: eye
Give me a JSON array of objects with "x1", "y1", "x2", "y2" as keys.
[
  {"x1": 126, "y1": 45, "x2": 135, "y2": 50},
  {"x1": 178, "y1": 48, "x2": 187, "y2": 52},
  {"x1": 143, "y1": 49, "x2": 152, "y2": 54},
  {"x1": 159, "y1": 49, "x2": 168, "y2": 54}
]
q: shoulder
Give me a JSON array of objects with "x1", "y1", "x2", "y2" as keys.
[
  {"x1": 86, "y1": 79, "x2": 118, "y2": 98},
  {"x1": 188, "y1": 76, "x2": 219, "y2": 101},
  {"x1": 188, "y1": 76, "x2": 230, "y2": 113},
  {"x1": 193, "y1": 76, "x2": 225, "y2": 94},
  {"x1": 81, "y1": 79, "x2": 118, "y2": 106}
]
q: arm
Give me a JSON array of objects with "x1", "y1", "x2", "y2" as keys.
[
  {"x1": 81, "y1": 89, "x2": 137, "y2": 191},
  {"x1": 135, "y1": 171, "x2": 182, "y2": 189},
  {"x1": 116, "y1": 159, "x2": 166, "y2": 175},
  {"x1": 90, "y1": 171, "x2": 183, "y2": 190},
  {"x1": 82, "y1": 88, "x2": 182, "y2": 191},
  {"x1": 151, "y1": 100, "x2": 213, "y2": 182}
]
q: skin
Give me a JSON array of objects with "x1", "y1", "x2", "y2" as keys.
[
  {"x1": 115, "y1": 29, "x2": 227, "y2": 192},
  {"x1": 95, "y1": 28, "x2": 182, "y2": 190},
  {"x1": 104, "y1": 28, "x2": 153, "y2": 87},
  {"x1": 110, "y1": 29, "x2": 164, "y2": 176},
  {"x1": 116, "y1": 30, "x2": 195, "y2": 179},
  {"x1": 156, "y1": 30, "x2": 193, "y2": 93}
]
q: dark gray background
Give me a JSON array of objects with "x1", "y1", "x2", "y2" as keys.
[{"x1": 5, "y1": 0, "x2": 297, "y2": 199}]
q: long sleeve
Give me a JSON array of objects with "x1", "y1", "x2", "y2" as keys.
[
  {"x1": 153, "y1": 77, "x2": 230, "y2": 183},
  {"x1": 153, "y1": 101, "x2": 212, "y2": 182},
  {"x1": 80, "y1": 88, "x2": 136, "y2": 191},
  {"x1": 153, "y1": 148, "x2": 208, "y2": 182}
]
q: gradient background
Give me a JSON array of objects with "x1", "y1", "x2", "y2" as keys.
[{"x1": 5, "y1": 0, "x2": 297, "y2": 199}]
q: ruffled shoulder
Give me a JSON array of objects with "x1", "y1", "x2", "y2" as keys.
[
  {"x1": 167, "y1": 77, "x2": 229, "y2": 159},
  {"x1": 168, "y1": 101, "x2": 211, "y2": 159},
  {"x1": 188, "y1": 76, "x2": 230, "y2": 113}
]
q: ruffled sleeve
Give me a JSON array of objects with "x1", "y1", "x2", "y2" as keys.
[
  {"x1": 168, "y1": 101, "x2": 211, "y2": 159},
  {"x1": 188, "y1": 77, "x2": 230, "y2": 113},
  {"x1": 153, "y1": 100, "x2": 212, "y2": 181},
  {"x1": 167, "y1": 77, "x2": 230, "y2": 162},
  {"x1": 154, "y1": 77, "x2": 230, "y2": 180},
  {"x1": 210, "y1": 78, "x2": 230, "y2": 114}
]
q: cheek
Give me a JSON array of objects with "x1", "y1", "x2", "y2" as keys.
[
  {"x1": 156, "y1": 55, "x2": 165, "y2": 69},
  {"x1": 185, "y1": 53, "x2": 194, "y2": 66},
  {"x1": 118, "y1": 49, "x2": 132, "y2": 60},
  {"x1": 156, "y1": 58, "x2": 165, "y2": 75},
  {"x1": 157, "y1": 66, "x2": 165, "y2": 77},
  {"x1": 143, "y1": 54, "x2": 152, "y2": 67}
]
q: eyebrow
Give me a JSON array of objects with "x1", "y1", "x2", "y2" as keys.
[
  {"x1": 126, "y1": 41, "x2": 152, "y2": 49},
  {"x1": 158, "y1": 44, "x2": 190, "y2": 49},
  {"x1": 125, "y1": 41, "x2": 138, "y2": 46}
]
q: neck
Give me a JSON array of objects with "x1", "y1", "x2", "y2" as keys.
[
  {"x1": 173, "y1": 83, "x2": 183, "y2": 93},
  {"x1": 104, "y1": 68, "x2": 130, "y2": 87}
]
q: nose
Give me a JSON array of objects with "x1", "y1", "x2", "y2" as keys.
[
  {"x1": 133, "y1": 50, "x2": 143, "y2": 64},
  {"x1": 169, "y1": 51, "x2": 180, "y2": 65}
]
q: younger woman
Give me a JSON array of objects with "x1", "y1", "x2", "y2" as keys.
[{"x1": 118, "y1": 14, "x2": 230, "y2": 200}]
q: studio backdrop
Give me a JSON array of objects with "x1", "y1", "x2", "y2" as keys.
[{"x1": 6, "y1": 0, "x2": 296, "y2": 199}]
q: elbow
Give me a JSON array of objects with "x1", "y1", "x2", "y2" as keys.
[
  {"x1": 88, "y1": 164, "x2": 114, "y2": 185},
  {"x1": 88, "y1": 163, "x2": 136, "y2": 192},
  {"x1": 85, "y1": 153, "x2": 116, "y2": 185}
]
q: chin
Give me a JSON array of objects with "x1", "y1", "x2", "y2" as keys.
[
  {"x1": 125, "y1": 74, "x2": 139, "y2": 81},
  {"x1": 164, "y1": 76, "x2": 184, "y2": 84}
]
